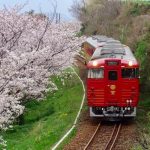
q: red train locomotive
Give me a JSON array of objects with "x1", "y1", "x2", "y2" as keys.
[{"x1": 85, "y1": 36, "x2": 140, "y2": 117}]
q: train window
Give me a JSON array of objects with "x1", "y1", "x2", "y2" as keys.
[
  {"x1": 88, "y1": 69, "x2": 104, "y2": 78},
  {"x1": 122, "y1": 68, "x2": 139, "y2": 78},
  {"x1": 108, "y1": 71, "x2": 118, "y2": 80}
]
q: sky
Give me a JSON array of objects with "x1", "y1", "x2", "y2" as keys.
[{"x1": 0, "y1": 0, "x2": 75, "y2": 20}]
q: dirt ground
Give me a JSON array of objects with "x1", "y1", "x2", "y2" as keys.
[{"x1": 64, "y1": 110, "x2": 139, "y2": 150}]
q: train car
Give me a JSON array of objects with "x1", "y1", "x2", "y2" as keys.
[
  {"x1": 82, "y1": 36, "x2": 108, "y2": 56},
  {"x1": 86, "y1": 36, "x2": 140, "y2": 117}
]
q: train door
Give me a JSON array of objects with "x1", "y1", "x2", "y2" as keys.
[{"x1": 106, "y1": 69, "x2": 120, "y2": 105}]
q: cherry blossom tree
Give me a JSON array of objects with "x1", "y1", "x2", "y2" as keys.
[{"x1": 0, "y1": 6, "x2": 83, "y2": 130}]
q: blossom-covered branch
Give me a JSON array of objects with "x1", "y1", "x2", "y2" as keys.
[{"x1": 0, "y1": 6, "x2": 83, "y2": 129}]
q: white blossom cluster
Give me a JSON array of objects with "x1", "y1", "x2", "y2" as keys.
[
  {"x1": 0, "y1": 135, "x2": 7, "y2": 150},
  {"x1": 0, "y1": 6, "x2": 83, "y2": 129}
]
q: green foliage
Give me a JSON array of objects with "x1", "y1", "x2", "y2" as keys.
[
  {"x1": 135, "y1": 40, "x2": 147, "y2": 68},
  {"x1": 24, "y1": 100, "x2": 54, "y2": 124},
  {"x1": 16, "y1": 99, "x2": 55, "y2": 125},
  {"x1": 131, "y1": 145, "x2": 143, "y2": 150},
  {"x1": 1, "y1": 69, "x2": 83, "y2": 150},
  {"x1": 76, "y1": 31, "x2": 83, "y2": 37},
  {"x1": 127, "y1": 2, "x2": 150, "y2": 17},
  {"x1": 135, "y1": 38, "x2": 150, "y2": 85},
  {"x1": 129, "y1": 3, "x2": 141, "y2": 16},
  {"x1": 136, "y1": 93, "x2": 150, "y2": 149},
  {"x1": 76, "y1": 24, "x2": 86, "y2": 37}
]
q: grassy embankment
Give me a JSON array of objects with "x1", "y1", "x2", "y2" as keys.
[
  {"x1": 1, "y1": 67, "x2": 83, "y2": 150},
  {"x1": 133, "y1": 93, "x2": 150, "y2": 150}
]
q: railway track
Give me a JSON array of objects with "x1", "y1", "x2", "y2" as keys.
[
  {"x1": 84, "y1": 122, "x2": 122, "y2": 150},
  {"x1": 104, "y1": 123, "x2": 122, "y2": 150}
]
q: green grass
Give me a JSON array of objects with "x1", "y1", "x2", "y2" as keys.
[
  {"x1": 124, "y1": 0, "x2": 150, "y2": 4},
  {"x1": 137, "y1": 93, "x2": 150, "y2": 125},
  {"x1": 57, "y1": 128, "x2": 77, "y2": 150},
  {"x1": 135, "y1": 93, "x2": 150, "y2": 149},
  {"x1": 1, "y1": 69, "x2": 83, "y2": 150}
]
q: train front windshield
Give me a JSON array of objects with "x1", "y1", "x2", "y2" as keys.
[
  {"x1": 122, "y1": 68, "x2": 139, "y2": 78},
  {"x1": 88, "y1": 69, "x2": 104, "y2": 79}
]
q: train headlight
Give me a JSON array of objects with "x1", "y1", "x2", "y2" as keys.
[
  {"x1": 128, "y1": 61, "x2": 133, "y2": 66},
  {"x1": 93, "y1": 61, "x2": 98, "y2": 66}
]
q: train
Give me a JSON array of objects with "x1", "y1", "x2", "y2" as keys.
[{"x1": 83, "y1": 36, "x2": 140, "y2": 118}]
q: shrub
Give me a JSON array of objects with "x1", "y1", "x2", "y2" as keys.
[{"x1": 17, "y1": 100, "x2": 55, "y2": 124}]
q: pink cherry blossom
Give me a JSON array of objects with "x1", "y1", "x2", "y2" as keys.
[{"x1": 0, "y1": 6, "x2": 84, "y2": 129}]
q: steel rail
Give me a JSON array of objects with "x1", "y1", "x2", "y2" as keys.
[
  {"x1": 104, "y1": 123, "x2": 122, "y2": 150},
  {"x1": 83, "y1": 122, "x2": 101, "y2": 150}
]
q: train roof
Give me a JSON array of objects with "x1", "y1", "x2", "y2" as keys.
[
  {"x1": 84, "y1": 35, "x2": 139, "y2": 67},
  {"x1": 88, "y1": 44, "x2": 139, "y2": 68},
  {"x1": 84, "y1": 35, "x2": 113, "y2": 48},
  {"x1": 91, "y1": 41, "x2": 136, "y2": 62}
]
